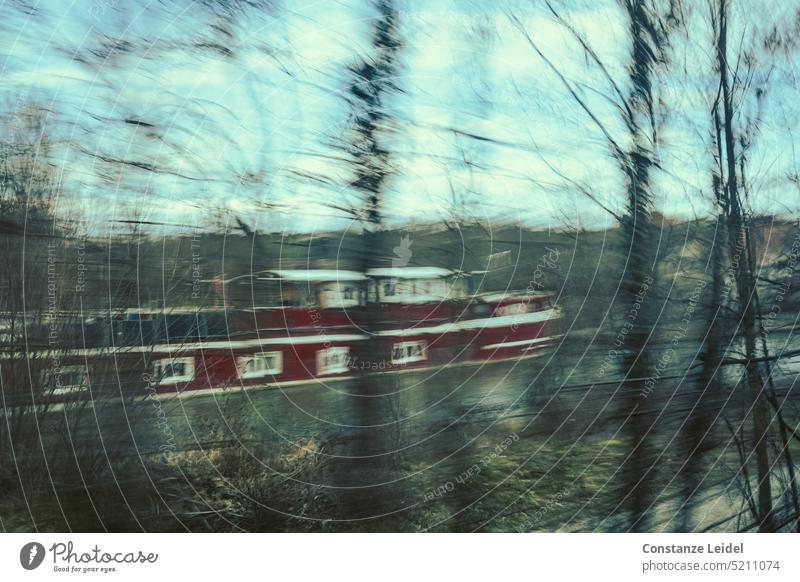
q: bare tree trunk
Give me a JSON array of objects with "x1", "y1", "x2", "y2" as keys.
[
  {"x1": 514, "y1": 0, "x2": 675, "y2": 530},
  {"x1": 615, "y1": 0, "x2": 665, "y2": 532},
  {"x1": 679, "y1": 214, "x2": 726, "y2": 530},
  {"x1": 677, "y1": 88, "x2": 731, "y2": 530},
  {"x1": 714, "y1": 0, "x2": 774, "y2": 532},
  {"x1": 328, "y1": 0, "x2": 404, "y2": 523}
]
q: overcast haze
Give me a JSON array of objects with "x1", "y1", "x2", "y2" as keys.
[{"x1": 2, "y1": 0, "x2": 798, "y2": 234}]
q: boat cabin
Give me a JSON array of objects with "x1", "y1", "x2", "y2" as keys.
[
  {"x1": 366, "y1": 267, "x2": 469, "y2": 303},
  {"x1": 257, "y1": 270, "x2": 367, "y2": 308},
  {"x1": 217, "y1": 269, "x2": 367, "y2": 309}
]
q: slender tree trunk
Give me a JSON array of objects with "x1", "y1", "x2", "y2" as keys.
[
  {"x1": 327, "y1": 0, "x2": 403, "y2": 523},
  {"x1": 616, "y1": 0, "x2": 662, "y2": 532},
  {"x1": 715, "y1": 0, "x2": 774, "y2": 531},
  {"x1": 679, "y1": 214, "x2": 726, "y2": 530}
]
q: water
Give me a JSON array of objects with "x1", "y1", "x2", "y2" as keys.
[{"x1": 20, "y1": 324, "x2": 800, "y2": 531}]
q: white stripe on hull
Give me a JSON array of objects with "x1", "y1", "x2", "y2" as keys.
[
  {"x1": 481, "y1": 335, "x2": 561, "y2": 350},
  {"x1": 151, "y1": 334, "x2": 367, "y2": 352},
  {"x1": 375, "y1": 309, "x2": 556, "y2": 337},
  {"x1": 7, "y1": 310, "x2": 557, "y2": 357}
]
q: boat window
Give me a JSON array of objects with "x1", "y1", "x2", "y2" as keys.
[
  {"x1": 153, "y1": 357, "x2": 195, "y2": 385},
  {"x1": 238, "y1": 351, "x2": 282, "y2": 379},
  {"x1": 450, "y1": 278, "x2": 469, "y2": 299},
  {"x1": 40, "y1": 364, "x2": 89, "y2": 395},
  {"x1": 318, "y1": 282, "x2": 362, "y2": 308},
  {"x1": 472, "y1": 304, "x2": 492, "y2": 317},
  {"x1": 391, "y1": 340, "x2": 428, "y2": 364},
  {"x1": 316, "y1": 346, "x2": 350, "y2": 376},
  {"x1": 283, "y1": 284, "x2": 316, "y2": 307},
  {"x1": 229, "y1": 278, "x2": 282, "y2": 307}
]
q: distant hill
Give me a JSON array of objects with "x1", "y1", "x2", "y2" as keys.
[{"x1": 40, "y1": 217, "x2": 799, "y2": 312}]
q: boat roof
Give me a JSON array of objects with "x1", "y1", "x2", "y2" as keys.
[
  {"x1": 258, "y1": 269, "x2": 367, "y2": 282},
  {"x1": 366, "y1": 267, "x2": 458, "y2": 279}
]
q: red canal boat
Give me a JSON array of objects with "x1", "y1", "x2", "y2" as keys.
[{"x1": 11, "y1": 268, "x2": 560, "y2": 401}]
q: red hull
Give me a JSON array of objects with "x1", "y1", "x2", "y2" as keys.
[
  {"x1": 7, "y1": 294, "x2": 559, "y2": 403},
  {"x1": 147, "y1": 296, "x2": 558, "y2": 395}
]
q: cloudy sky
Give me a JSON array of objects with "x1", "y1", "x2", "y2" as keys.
[{"x1": 1, "y1": 0, "x2": 798, "y2": 234}]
